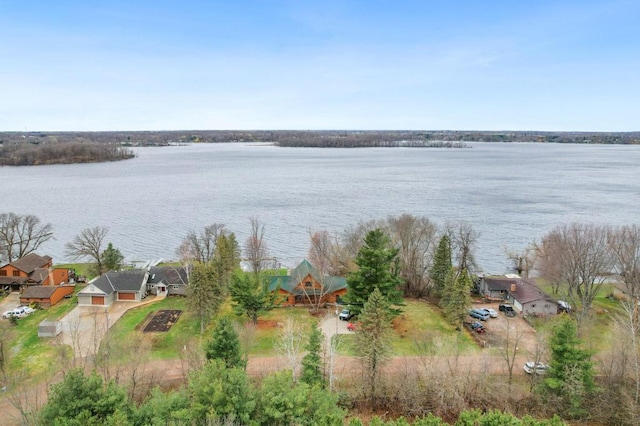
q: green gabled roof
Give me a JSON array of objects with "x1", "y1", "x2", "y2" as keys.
[{"x1": 267, "y1": 259, "x2": 347, "y2": 294}]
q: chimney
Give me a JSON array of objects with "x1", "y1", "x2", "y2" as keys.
[{"x1": 510, "y1": 283, "x2": 516, "y2": 292}]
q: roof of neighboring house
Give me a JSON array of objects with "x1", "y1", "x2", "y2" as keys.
[
  {"x1": 483, "y1": 276, "x2": 518, "y2": 291},
  {"x1": 90, "y1": 269, "x2": 149, "y2": 295},
  {"x1": 148, "y1": 266, "x2": 188, "y2": 286},
  {"x1": 20, "y1": 285, "x2": 59, "y2": 299},
  {"x1": 268, "y1": 259, "x2": 347, "y2": 294},
  {"x1": 9, "y1": 253, "x2": 52, "y2": 274},
  {"x1": 28, "y1": 268, "x2": 50, "y2": 283},
  {"x1": 0, "y1": 276, "x2": 28, "y2": 285},
  {"x1": 510, "y1": 278, "x2": 554, "y2": 305}
]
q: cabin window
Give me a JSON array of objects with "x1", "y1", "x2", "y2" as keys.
[
  {"x1": 172, "y1": 285, "x2": 180, "y2": 289},
  {"x1": 304, "y1": 281, "x2": 313, "y2": 288},
  {"x1": 13, "y1": 270, "x2": 20, "y2": 277},
  {"x1": 0, "y1": 270, "x2": 6, "y2": 276}
]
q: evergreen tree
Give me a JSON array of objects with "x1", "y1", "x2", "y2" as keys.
[
  {"x1": 257, "y1": 370, "x2": 345, "y2": 425},
  {"x1": 186, "y1": 263, "x2": 224, "y2": 333},
  {"x1": 230, "y1": 272, "x2": 278, "y2": 325},
  {"x1": 100, "y1": 242, "x2": 124, "y2": 272},
  {"x1": 40, "y1": 368, "x2": 132, "y2": 425},
  {"x1": 540, "y1": 315, "x2": 596, "y2": 418},
  {"x1": 188, "y1": 359, "x2": 255, "y2": 425},
  {"x1": 430, "y1": 235, "x2": 452, "y2": 296},
  {"x1": 355, "y1": 288, "x2": 393, "y2": 404},
  {"x1": 300, "y1": 322, "x2": 325, "y2": 387},
  {"x1": 441, "y1": 268, "x2": 473, "y2": 330},
  {"x1": 205, "y1": 316, "x2": 245, "y2": 369},
  {"x1": 346, "y1": 228, "x2": 404, "y2": 317},
  {"x1": 210, "y1": 233, "x2": 241, "y2": 295},
  {"x1": 134, "y1": 387, "x2": 191, "y2": 425}
]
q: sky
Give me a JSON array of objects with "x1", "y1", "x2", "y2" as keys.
[{"x1": 1, "y1": 0, "x2": 638, "y2": 131}]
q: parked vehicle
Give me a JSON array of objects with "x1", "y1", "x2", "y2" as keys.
[
  {"x1": 2, "y1": 306, "x2": 31, "y2": 319},
  {"x1": 338, "y1": 309, "x2": 353, "y2": 321},
  {"x1": 524, "y1": 361, "x2": 549, "y2": 375},
  {"x1": 558, "y1": 300, "x2": 572, "y2": 313},
  {"x1": 499, "y1": 303, "x2": 516, "y2": 317},
  {"x1": 469, "y1": 321, "x2": 486, "y2": 333},
  {"x1": 480, "y1": 308, "x2": 498, "y2": 318},
  {"x1": 469, "y1": 309, "x2": 490, "y2": 321}
]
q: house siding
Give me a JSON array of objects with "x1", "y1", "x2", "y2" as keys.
[
  {"x1": 0, "y1": 265, "x2": 26, "y2": 278},
  {"x1": 522, "y1": 300, "x2": 557, "y2": 316}
]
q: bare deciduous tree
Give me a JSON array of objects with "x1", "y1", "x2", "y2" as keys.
[
  {"x1": 505, "y1": 245, "x2": 537, "y2": 278},
  {"x1": 244, "y1": 217, "x2": 269, "y2": 276},
  {"x1": 65, "y1": 226, "x2": 109, "y2": 275},
  {"x1": 536, "y1": 223, "x2": 613, "y2": 323},
  {"x1": 308, "y1": 229, "x2": 337, "y2": 276},
  {"x1": 0, "y1": 212, "x2": 53, "y2": 263},
  {"x1": 275, "y1": 316, "x2": 305, "y2": 382},
  {"x1": 446, "y1": 221, "x2": 479, "y2": 273},
  {"x1": 387, "y1": 214, "x2": 438, "y2": 297},
  {"x1": 181, "y1": 223, "x2": 227, "y2": 264},
  {"x1": 608, "y1": 224, "x2": 640, "y2": 298},
  {"x1": 498, "y1": 316, "x2": 526, "y2": 386}
]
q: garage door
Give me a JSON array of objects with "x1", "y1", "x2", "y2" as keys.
[
  {"x1": 118, "y1": 292, "x2": 135, "y2": 300},
  {"x1": 91, "y1": 296, "x2": 104, "y2": 305}
]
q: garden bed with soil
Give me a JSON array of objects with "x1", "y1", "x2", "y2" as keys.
[{"x1": 142, "y1": 310, "x2": 182, "y2": 332}]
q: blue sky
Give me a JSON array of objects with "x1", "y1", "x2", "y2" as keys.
[{"x1": 1, "y1": 0, "x2": 638, "y2": 131}]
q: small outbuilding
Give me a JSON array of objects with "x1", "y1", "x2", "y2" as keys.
[
  {"x1": 38, "y1": 320, "x2": 62, "y2": 337},
  {"x1": 20, "y1": 285, "x2": 75, "y2": 308}
]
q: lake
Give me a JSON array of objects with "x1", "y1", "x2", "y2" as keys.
[{"x1": 1, "y1": 142, "x2": 638, "y2": 274}]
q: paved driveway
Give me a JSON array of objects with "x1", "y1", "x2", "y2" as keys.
[
  {"x1": 59, "y1": 294, "x2": 164, "y2": 358},
  {"x1": 0, "y1": 292, "x2": 20, "y2": 317},
  {"x1": 320, "y1": 308, "x2": 353, "y2": 345}
]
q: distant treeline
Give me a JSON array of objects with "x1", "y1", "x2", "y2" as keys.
[
  {"x1": 0, "y1": 130, "x2": 638, "y2": 149},
  {"x1": 0, "y1": 141, "x2": 135, "y2": 166}
]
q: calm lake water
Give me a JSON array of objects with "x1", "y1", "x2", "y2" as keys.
[{"x1": 1, "y1": 142, "x2": 638, "y2": 273}]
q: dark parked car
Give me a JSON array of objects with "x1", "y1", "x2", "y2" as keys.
[
  {"x1": 469, "y1": 321, "x2": 486, "y2": 333},
  {"x1": 499, "y1": 303, "x2": 516, "y2": 317}
]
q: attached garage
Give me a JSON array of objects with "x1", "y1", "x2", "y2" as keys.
[
  {"x1": 91, "y1": 295, "x2": 105, "y2": 305},
  {"x1": 118, "y1": 292, "x2": 136, "y2": 301}
]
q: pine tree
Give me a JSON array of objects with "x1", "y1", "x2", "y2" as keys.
[
  {"x1": 300, "y1": 322, "x2": 325, "y2": 386},
  {"x1": 229, "y1": 272, "x2": 278, "y2": 325},
  {"x1": 540, "y1": 315, "x2": 596, "y2": 418},
  {"x1": 210, "y1": 233, "x2": 241, "y2": 295},
  {"x1": 205, "y1": 317, "x2": 245, "y2": 369},
  {"x1": 355, "y1": 288, "x2": 392, "y2": 403},
  {"x1": 430, "y1": 235, "x2": 452, "y2": 296},
  {"x1": 441, "y1": 268, "x2": 472, "y2": 330},
  {"x1": 186, "y1": 263, "x2": 224, "y2": 333},
  {"x1": 346, "y1": 228, "x2": 404, "y2": 317},
  {"x1": 101, "y1": 242, "x2": 124, "y2": 272}
]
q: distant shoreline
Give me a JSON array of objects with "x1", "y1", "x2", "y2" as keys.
[{"x1": 1, "y1": 130, "x2": 638, "y2": 165}]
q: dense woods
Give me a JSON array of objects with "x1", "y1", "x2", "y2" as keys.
[{"x1": 0, "y1": 140, "x2": 134, "y2": 166}]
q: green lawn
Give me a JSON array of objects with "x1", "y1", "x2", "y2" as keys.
[
  {"x1": 6, "y1": 290, "x2": 80, "y2": 377},
  {"x1": 54, "y1": 263, "x2": 95, "y2": 279},
  {"x1": 104, "y1": 296, "x2": 202, "y2": 360},
  {"x1": 532, "y1": 279, "x2": 624, "y2": 352},
  {"x1": 248, "y1": 306, "x2": 321, "y2": 356},
  {"x1": 335, "y1": 299, "x2": 479, "y2": 356}
]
